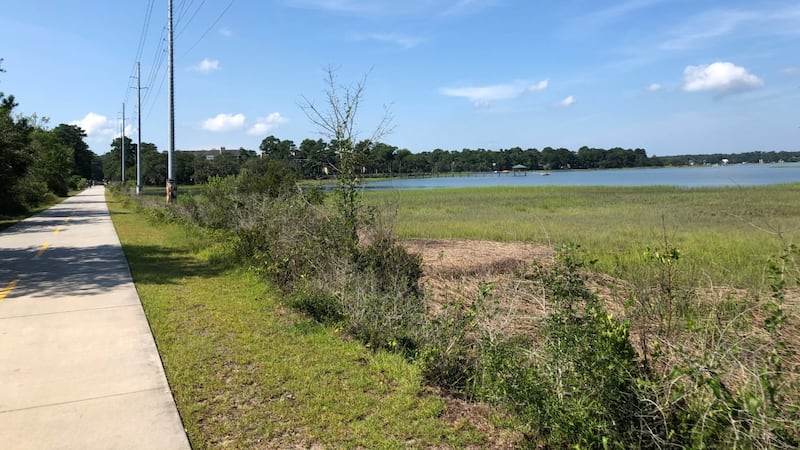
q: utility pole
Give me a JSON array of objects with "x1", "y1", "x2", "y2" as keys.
[
  {"x1": 121, "y1": 103, "x2": 126, "y2": 183},
  {"x1": 166, "y1": 0, "x2": 176, "y2": 204},
  {"x1": 136, "y1": 62, "x2": 142, "y2": 195}
]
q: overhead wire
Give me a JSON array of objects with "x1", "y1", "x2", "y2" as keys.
[
  {"x1": 134, "y1": 0, "x2": 156, "y2": 63},
  {"x1": 141, "y1": 25, "x2": 167, "y2": 107},
  {"x1": 124, "y1": 0, "x2": 238, "y2": 137},
  {"x1": 123, "y1": 0, "x2": 157, "y2": 126},
  {"x1": 181, "y1": 0, "x2": 236, "y2": 58},
  {"x1": 176, "y1": 0, "x2": 208, "y2": 38}
]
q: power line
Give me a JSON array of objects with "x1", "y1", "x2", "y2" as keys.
[
  {"x1": 141, "y1": 26, "x2": 168, "y2": 109},
  {"x1": 182, "y1": 0, "x2": 236, "y2": 58},
  {"x1": 175, "y1": 0, "x2": 191, "y2": 23},
  {"x1": 176, "y1": 0, "x2": 208, "y2": 38},
  {"x1": 125, "y1": 0, "x2": 156, "y2": 107},
  {"x1": 134, "y1": 0, "x2": 156, "y2": 63},
  {"x1": 145, "y1": 65, "x2": 168, "y2": 121}
]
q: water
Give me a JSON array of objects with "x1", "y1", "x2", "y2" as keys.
[{"x1": 360, "y1": 163, "x2": 800, "y2": 190}]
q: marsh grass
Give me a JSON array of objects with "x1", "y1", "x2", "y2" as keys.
[
  {"x1": 106, "y1": 192, "x2": 491, "y2": 448},
  {"x1": 366, "y1": 184, "x2": 800, "y2": 289}
]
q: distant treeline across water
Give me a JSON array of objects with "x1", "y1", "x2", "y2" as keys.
[
  {"x1": 374, "y1": 146, "x2": 800, "y2": 174},
  {"x1": 102, "y1": 131, "x2": 800, "y2": 184}
]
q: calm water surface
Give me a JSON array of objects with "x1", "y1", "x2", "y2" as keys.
[{"x1": 362, "y1": 164, "x2": 800, "y2": 190}]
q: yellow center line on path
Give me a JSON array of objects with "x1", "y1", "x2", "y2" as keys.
[
  {"x1": 54, "y1": 226, "x2": 62, "y2": 234},
  {"x1": 0, "y1": 279, "x2": 19, "y2": 303},
  {"x1": 34, "y1": 242, "x2": 50, "y2": 259}
]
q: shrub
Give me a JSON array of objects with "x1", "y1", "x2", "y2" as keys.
[
  {"x1": 69, "y1": 175, "x2": 88, "y2": 191},
  {"x1": 417, "y1": 297, "x2": 485, "y2": 393},
  {"x1": 355, "y1": 227, "x2": 423, "y2": 297},
  {"x1": 475, "y1": 244, "x2": 645, "y2": 447},
  {"x1": 287, "y1": 284, "x2": 344, "y2": 324},
  {"x1": 621, "y1": 237, "x2": 799, "y2": 448},
  {"x1": 14, "y1": 175, "x2": 50, "y2": 210}
]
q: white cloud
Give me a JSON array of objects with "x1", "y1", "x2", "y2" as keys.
[
  {"x1": 283, "y1": 0, "x2": 498, "y2": 17},
  {"x1": 572, "y1": 0, "x2": 665, "y2": 31},
  {"x1": 558, "y1": 95, "x2": 576, "y2": 107},
  {"x1": 660, "y1": 5, "x2": 800, "y2": 51},
  {"x1": 202, "y1": 113, "x2": 246, "y2": 132},
  {"x1": 783, "y1": 67, "x2": 800, "y2": 76},
  {"x1": 219, "y1": 27, "x2": 233, "y2": 37},
  {"x1": 661, "y1": 10, "x2": 750, "y2": 51},
  {"x1": 442, "y1": 0, "x2": 500, "y2": 16},
  {"x1": 70, "y1": 112, "x2": 113, "y2": 138},
  {"x1": 189, "y1": 58, "x2": 220, "y2": 73},
  {"x1": 440, "y1": 79, "x2": 549, "y2": 106},
  {"x1": 683, "y1": 61, "x2": 763, "y2": 95},
  {"x1": 247, "y1": 112, "x2": 288, "y2": 135},
  {"x1": 647, "y1": 83, "x2": 662, "y2": 91},
  {"x1": 354, "y1": 32, "x2": 424, "y2": 49},
  {"x1": 69, "y1": 112, "x2": 133, "y2": 148}
]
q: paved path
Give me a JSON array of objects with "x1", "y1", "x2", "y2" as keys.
[{"x1": 0, "y1": 187, "x2": 190, "y2": 449}]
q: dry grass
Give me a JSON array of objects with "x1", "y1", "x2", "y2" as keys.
[{"x1": 405, "y1": 238, "x2": 800, "y2": 394}]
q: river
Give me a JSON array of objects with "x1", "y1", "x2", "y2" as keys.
[{"x1": 360, "y1": 163, "x2": 800, "y2": 190}]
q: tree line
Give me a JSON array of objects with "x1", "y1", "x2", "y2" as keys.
[
  {"x1": 657, "y1": 151, "x2": 800, "y2": 166},
  {"x1": 206, "y1": 135, "x2": 800, "y2": 181},
  {"x1": 100, "y1": 133, "x2": 800, "y2": 187},
  {"x1": 1, "y1": 60, "x2": 101, "y2": 214}
]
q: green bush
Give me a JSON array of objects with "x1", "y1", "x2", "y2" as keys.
[
  {"x1": 417, "y1": 299, "x2": 483, "y2": 393},
  {"x1": 14, "y1": 175, "x2": 50, "y2": 210},
  {"x1": 476, "y1": 245, "x2": 645, "y2": 447},
  {"x1": 287, "y1": 284, "x2": 344, "y2": 324},
  {"x1": 69, "y1": 175, "x2": 88, "y2": 191},
  {"x1": 355, "y1": 230, "x2": 423, "y2": 297},
  {"x1": 238, "y1": 159, "x2": 298, "y2": 197}
]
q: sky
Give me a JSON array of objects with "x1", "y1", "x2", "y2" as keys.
[{"x1": 1, "y1": 0, "x2": 799, "y2": 156}]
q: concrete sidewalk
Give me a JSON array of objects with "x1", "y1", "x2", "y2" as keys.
[{"x1": 0, "y1": 187, "x2": 190, "y2": 449}]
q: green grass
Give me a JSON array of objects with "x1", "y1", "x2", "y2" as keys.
[
  {"x1": 107, "y1": 192, "x2": 488, "y2": 448},
  {"x1": 365, "y1": 184, "x2": 800, "y2": 289}
]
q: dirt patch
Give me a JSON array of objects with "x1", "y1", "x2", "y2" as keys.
[{"x1": 404, "y1": 238, "x2": 553, "y2": 310}]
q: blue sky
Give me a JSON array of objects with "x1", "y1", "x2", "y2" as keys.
[{"x1": 1, "y1": 0, "x2": 798, "y2": 156}]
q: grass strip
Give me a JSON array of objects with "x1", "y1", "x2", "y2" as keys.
[{"x1": 106, "y1": 192, "x2": 486, "y2": 448}]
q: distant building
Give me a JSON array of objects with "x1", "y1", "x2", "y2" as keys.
[{"x1": 179, "y1": 146, "x2": 241, "y2": 161}]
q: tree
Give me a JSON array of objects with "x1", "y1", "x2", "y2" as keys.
[
  {"x1": 300, "y1": 68, "x2": 393, "y2": 246},
  {"x1": 370, "y1": 142, "x2": 397, "y2": 175},
  {"x1": 140, "y1": 143, "x2": 167, "y2": 185},
  {"x1": 211, "y1": 151, "x2": 239, "y2": 178},
  {"x1": 298, "y1": 138, "x2": 332, "y2": 178},
  {"x1": 0, "y1": 99, "x2": 34, "y2": 211},
  {"x1": 102, "y1": 136, "x2": 134, "y2": 181},
  {"x1": 30, "y1": 128, "x2": 73, "y2": 196},
  {"x1": 174, "y1": 150, "x2": 196, "y2": 184},
  {"x1": 394, "y1": 148, "x2": 412, "y2": 174},
  {"x1": 259, "y1": 135, "x2": 295, "y2": 162},
  {"x1": 1, "y1": 61, "x2": 41, "y2": 212},
  {"x1": 53, "y1": 124, "x2": 93, "y2": 180}
]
